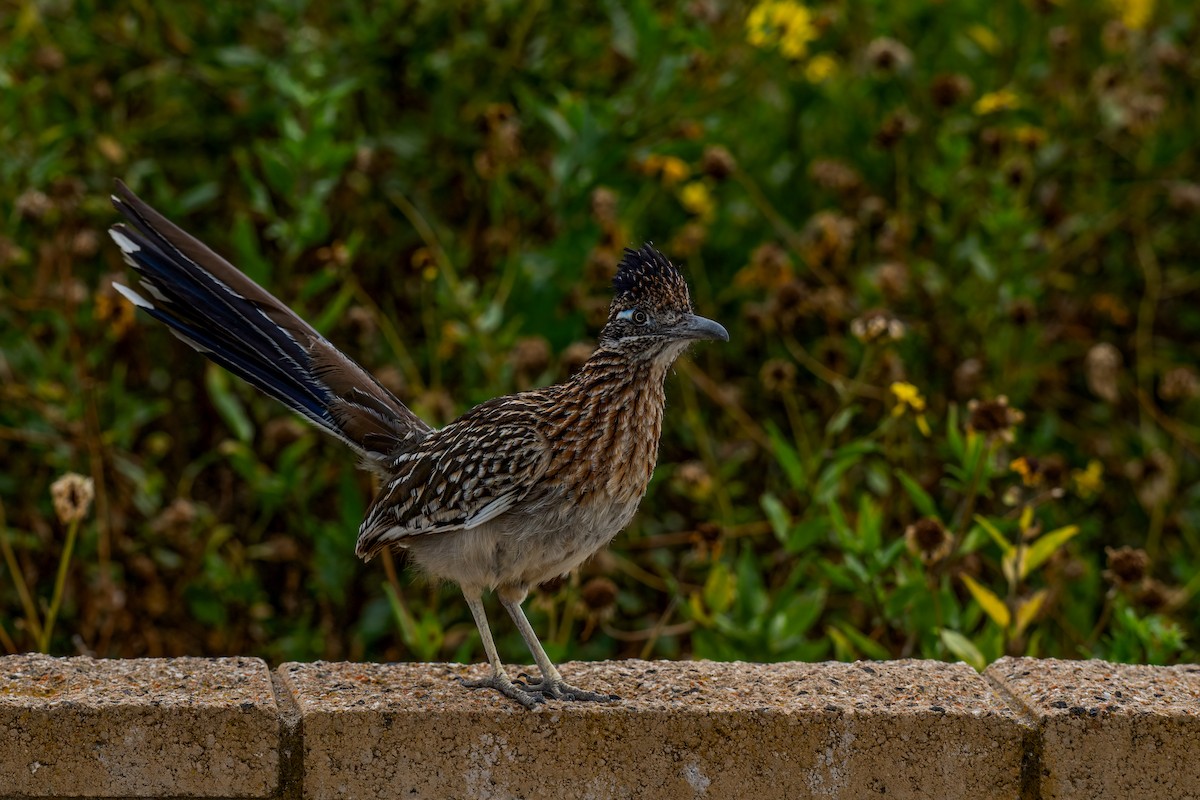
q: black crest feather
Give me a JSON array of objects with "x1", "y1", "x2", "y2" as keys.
[{"x1": 612, "y1": 244, "x2": 692, "y2": 312}]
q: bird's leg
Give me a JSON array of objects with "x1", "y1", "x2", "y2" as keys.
[
  {"x1": 459, "y1": 592, "x2": 545, "y2": 709},
  {"x1": 498, "y1": 588, "x2": 619, "y2": 703}
]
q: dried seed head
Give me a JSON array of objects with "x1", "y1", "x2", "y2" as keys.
[
  {"x1": 1086, "y1": 343, "x2": 1122, "y2": 403},
  {"x1": 700, "y1": 145, "x2": 736, "y2": 180},
  {"x1": 1133, "y1": 578, "x2": 1175, "y2": 612},
  {"x1": 872, "y1": 261, "x2": 910, "y2": 301},
  {"x1": 590, "y1": 187, "x2": 619, "y2": 226},
  {"x1": 799, "y1": 211, "x2": 856, "y2": 269},
  {"x1": 809, "y1": 158, "x2": 862, "y2": 195},
  {"x1": 850, "y1": 309, "x2": 906, "y2": 343},
  {"x1": 674, "y1": 460, "x2": 714, "y2": 499},
  {"x1": 905, "y1": 517, "x2": 951, "y2": 565},
  {"x1": 151, "y1": 497, "x2": 198, "y2": 541},
  {"x1": 581, "y1": 576, "x2": 619, "y2": 612},
  {"x1": 1104, "y1": 545, "x2": 1150, "y2": 588},
  {"x1": 560, "y1": 341, "x2": 594, "y2": 377},
  {"x1": 966, "y1": 396, "x2": 1024, "y2": 442},
  {"x1": 865, "y1": 37, "x2": 913, "y2": 73},
  {"x1": 874, "y1": 109, "x2": 919, "y2": 148},
  {"x1": 511, "y1": 336, "x2": 552, "y2": 379},
  {"x1": 1160, "y1": 366, "x2": 1200, "y2": 402},
  {"x1": 954, "y1": 358, "x2": 985, "y2": 399},
  {"x1": 1129, "y1": 451, "x2": 1173, "y2": 509},
  {"x1": 760, "y1": 358, "x2": 797, "y2": 395},
  {"x1": 50, "y1": 473, "x2": 94, "y2": 525},
  {"x1": 1168, "y1": 182, "x2": 1200, "y2": 215},
  {"x1": 930, "y1": 73, "x2": 973, "y2": 109}
]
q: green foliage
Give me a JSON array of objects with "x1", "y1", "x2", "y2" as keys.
[{"x1": 1, "y1": 0, "x2": 1197, "y2": 668}]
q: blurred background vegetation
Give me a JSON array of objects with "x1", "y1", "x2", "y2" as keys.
[{"x1": 2, "y1": 0, "x2": 1198, "y2": 669}]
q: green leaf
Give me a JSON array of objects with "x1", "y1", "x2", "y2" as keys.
[
  {"x1": 205, "y1": 364, "x2": 253, "y2": 443},
  {"x1": 826, "y1": 405, "x2": 858, "y2": 435},
  {"x1": 974, "y1": 515, "x2": 1015, "y2": 558},
  {"x1": 832, "y1": 621, "x2": 890, "y2": 660},
  {"x1": 939, "y1": 628, "x2": 986, "y2": 671},
  {"x1": 961, "y1": 574, "x2": 1011, "y2": 628},
  {"x1": 703, "y1": 561, "x2": 737, "y2": 616},
  {"x1": 895, "y1": 469, "x2": 939, "y2": 519},
  {"x1": 766, "y1": 422, "x2": 807, "y2": 490},
  {"x1": 761, "y1": 492, "x2": 792, "y2": 547},
  {"x1": 1022, "y1": 525, "x2": 1080, "y2": 578},
  {"x1": 946, "y1": 404, "x2": 964, "y2": 459},
  {"x1": 1015, "y1": 590, "x2": 1046, "y2": 636}
]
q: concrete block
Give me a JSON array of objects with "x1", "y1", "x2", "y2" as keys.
[
  {"x1": 279, "y1": 658, "x2": 1029, "y2": 800},
  {"x1": 987, "y1": 657, "x2": 1200, "y2": 800},
  {"x1": 0, "y1": 653, "x2": 279, "y2": 798}
]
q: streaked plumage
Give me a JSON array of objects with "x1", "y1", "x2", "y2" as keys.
[{"x1": 109, "y1": 180, "x2": 727, "y2": 707}]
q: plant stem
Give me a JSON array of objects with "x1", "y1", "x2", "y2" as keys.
[
  {"x1": 0, "y1": 499, "x2": 43, "y2": 646},
  {"x1": 39, "y1": 516, "x2": 81, "y2": 653}
]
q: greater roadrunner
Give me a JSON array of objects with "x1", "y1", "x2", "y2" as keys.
[{"x1": 108, "y1": 181, "x2": 727, "y2": 708}]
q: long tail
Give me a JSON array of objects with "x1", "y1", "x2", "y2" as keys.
[{"x1": 108, "y1": 180, "x2": 430, "y2": 467}]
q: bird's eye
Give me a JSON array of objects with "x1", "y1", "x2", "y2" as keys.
[{"x1": 632, "y1": 309, "x2": 650, "y2": 325}]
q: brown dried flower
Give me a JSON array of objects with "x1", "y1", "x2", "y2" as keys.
[
  {"x1": 850, "y1": 309, "x2": 906, "y2": 343},
  {"x1": 50, "y1": 473, "x2": 95, "y2": 525},
  {"x1": 581, "y1": 576, "x2": 619, "y2": 612},
  {"x1": 1160, "y1": 367, "x2": 1200, "y2": 403},
  {"x1": 700, "y1": 145, "x2": 736, "y2": 180},
  {"x1": 865, "y1": 37, "x2": 913, "y2": 73},
  {"x1": 511, "y1": 336, "x2": 551, "y2": 379},
  {"x1": 809, "y1": 158, "x2": 862, "y2": 196},
  {"x1": 1104, "y1": 545, "x2": 1149, "y2": 589},
  {"x1": 560, "y1": 341, "x2": 594, "y2": 377},
  {"x1": 930, "y1": 73, "x2": 973, "y2": 109},
  {"x1": 966, "y1": 396, "x2": 1024, "y2": 443},
  {"x1": 760, "y1": 358, "x2": 797, "y2": 395},
  {"x1": 590, "y1": 187, "x2": 619, "y2": 226},
  {"x1": 905, "y1": 517, "x2": 952, "y2": 565},
  {"x1": 874, "y1": 108, "x2": 919, "y2": 148},
  {"x1": 1085, "y1": 343, "x2": 1122, "y2": 404},
  {"x1": 799, "y1": 211, "x2": 856, "y2": 270}
]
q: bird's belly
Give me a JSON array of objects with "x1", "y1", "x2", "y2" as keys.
[{"x1": 403, "y1": 496, "x2": 639, "y2": 593}]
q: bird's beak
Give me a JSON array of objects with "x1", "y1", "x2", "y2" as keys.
[{"x1": 675, "y1": 313, "x2": 729, "y2": 342}]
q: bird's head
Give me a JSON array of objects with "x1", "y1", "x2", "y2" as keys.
[{"x1": 598, "y1": 244, "x2": 728, "y2": 363}]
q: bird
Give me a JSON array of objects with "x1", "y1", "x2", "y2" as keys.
[{"x1": 108, "y1": 180, "x2": 728, "y2": 708}]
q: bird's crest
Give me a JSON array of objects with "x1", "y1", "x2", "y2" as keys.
[{"x1": 611, "y1": 244, "x2": 692, "y2": 313}]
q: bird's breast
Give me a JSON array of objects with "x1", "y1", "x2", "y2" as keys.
[{"x1": 542, "y1": 375, "x2": 666, "y2": 508}]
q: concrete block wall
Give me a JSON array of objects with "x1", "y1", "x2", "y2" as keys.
[{"x1": 1, "y1": 654, "x2": 1197, "y2": 799}]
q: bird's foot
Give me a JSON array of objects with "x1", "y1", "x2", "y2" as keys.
[
  {"x1": 461, "y1": 673, "x2": 546, "y2": 709},
  {"x1": 515, "y1": 672, "x2": 620, "y2": 702}
]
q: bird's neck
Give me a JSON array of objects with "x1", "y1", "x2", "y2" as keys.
[{"x1": 544, "y1": 346, "x2": 674, "y2": 504}]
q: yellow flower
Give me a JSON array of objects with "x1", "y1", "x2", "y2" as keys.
[
  {"x1": 890, "y1": 382, "x2": 931, "y2": 436},
  {"x1": 1010, "y1": 457, "x2": 1043, "y2": 488},
  {"x1": 973, "y1": 87, "x2": 1020, "y2": 115},
  {"x1": 1072, "y1": 460, "x2": 1104, "y2": 499},
  {"x1": 1111, "y1": 0, "x2": 1154, "y2": 30},
  {"x1": 967, "y1": 25, "x2": 1001, "y2": 55},
  {"x1": 805, "y1": 54, "x2": 838, "y2": 83},
  {"x1": 643, "y1": 154, "x2": 691, "y2": 187},
  {"x1": 1013, "y1": 124, "x2": 1047, "y2": 148},
  {"x1": 746, "y1": 1, "x2": 818, "y2": 61},
  {"x1": 678, "y1": 180, "x2": 715, "y2": 219}
]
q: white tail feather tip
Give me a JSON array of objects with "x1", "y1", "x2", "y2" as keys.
[
  {"x1": 108, "y1": 228, "x2": 141, "y2": 254},
  {"x1": 112, "y1": 282, "x2": 153, "y2": 309}
]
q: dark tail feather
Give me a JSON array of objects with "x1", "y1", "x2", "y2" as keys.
[{"x1": 109, "y1": 180, "x2": 430, "y2": 465}]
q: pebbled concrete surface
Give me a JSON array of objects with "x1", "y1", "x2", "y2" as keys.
[
  {"x1": 987, "y1": 657, "x2": 1200, "y2": 800},
  {"x1": 279, "y1": 658, "x2": 1029, "y2": 800},
  {"x1": 0, "y1": 653, "x2": 279, "y2": 798}
]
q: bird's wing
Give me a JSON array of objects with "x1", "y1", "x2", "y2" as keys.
[{"x1": 354, "y1": 402, "x2": 551, "y2": 559}]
